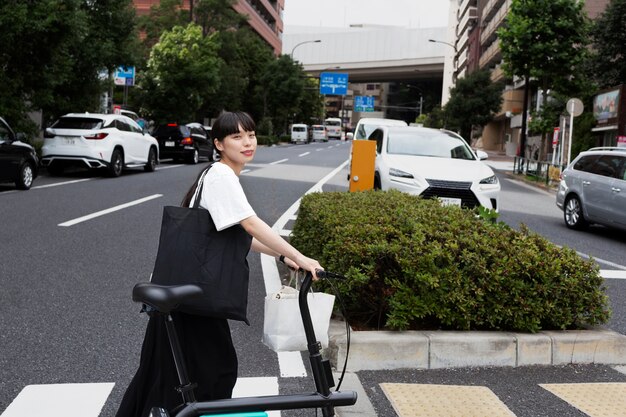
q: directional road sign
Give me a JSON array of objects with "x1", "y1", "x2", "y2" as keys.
[
  {"x1": 320, "y1": 72, "x2": 348, "y2": 95},
  {"x1": 114, "y1": 66, "x2": 135, "y2": 86},
  {"x1": 354, "y1": 96, "x2": 375, "y2": 112}
]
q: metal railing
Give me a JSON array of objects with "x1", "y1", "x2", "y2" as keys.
[{"x1": 513, "y1": 157, "x2": 565, "y2": 187}]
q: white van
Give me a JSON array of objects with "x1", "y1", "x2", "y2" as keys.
[
  {"x1": 310, "y1": 125, "x2": 327, "y2": 142},
  {"x1": 291, "y1": 124, "x2": 308, "y2": 144}
]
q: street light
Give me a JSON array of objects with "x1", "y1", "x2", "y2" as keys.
[
  {"x1": 290, "y1": 39, "x2": 321, "y2": 59},
  {"x1": 428, "y1": 38, "x2": 457, "y2": 52},
  {"x1": 428, "y1": 38, "x2": 458, "y2": 86}
]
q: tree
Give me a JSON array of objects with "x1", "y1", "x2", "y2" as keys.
[
  {"x1": 194, "y1": 0, "x2": 247, "y2": 36},
  {"x1": 0, "y1": 0, "x2": 139, "y2": 131},
  {"x1": 443, "y1": 69, "x2": 503, "y2": 141},
  {"x1": 590, "y1": 0, "x2": 626, "y2": 89},
  {"x1": 259, "y1": 55, "x2": 306, "y2": 134},
  {"x1": 137, "y1": 0, "x2": 189, "y2": 51},
  {"x1": 294, "y1": 77, "x2": 324, "y2": 125},
  {"x1": 498, "y1": 0, "x2": 589, "y2": 159},
  {"x1": 138, "y1": 24, "x2": 222, "y2": 123}
]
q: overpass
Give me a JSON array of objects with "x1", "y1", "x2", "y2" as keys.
[{"x1": 282, "y1": 26, "x2": 451, "y2": 124}]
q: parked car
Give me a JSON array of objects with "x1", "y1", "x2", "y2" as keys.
[
  {"x1": 310, "y1": 125, "x2": 327, "y2": 142},
  {"x1": 0, "y1": 117, "x2": 38, "y2": 190},
  {"x1": 152, "y1": 123, "x2": 213, "y2": 164},
  {"x1": 353, "y1": 117, "x2": 407, "y2": 140},
  {"x1": 42, "y1": 113, "x2": 159, "y2": 177},
  {"x1": 369, "y1": 126, "x2": 500, "y2": 210},
  {"x1": 556, "y1": 146, "x2": 626, "y2": 231},
  {"x1": 291, "y1": 124, "x2": 309, "y2": 144}
]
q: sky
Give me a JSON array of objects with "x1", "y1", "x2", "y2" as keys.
[{"x1": 282, "y1": 0, "x2": 451, "y2": 31}]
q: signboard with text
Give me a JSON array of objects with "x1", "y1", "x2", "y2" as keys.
[
  {"x1": 354, "y1": 96, "x2": 375, "y2": 112},
  {"x1": 320, "y1": 72, "x2": 348, "y2": 95},
  {"x1": 114, "y1": 66, "x2": 135, "y2": 86}
]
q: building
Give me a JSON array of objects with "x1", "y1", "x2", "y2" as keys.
[
  {"x1": 132, "y1": 0, "x2": 284, "y2": 54},
  {"x1": 449, "y1": 0, "x2": 611, "y2": 155}
]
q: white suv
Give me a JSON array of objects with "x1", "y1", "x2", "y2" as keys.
[
  {"x1": 556, "y1": 147, "x2": 626, "y2": 231},
  {"x1": 42, "y1": 113, "x2": 159, "y2": 177}
]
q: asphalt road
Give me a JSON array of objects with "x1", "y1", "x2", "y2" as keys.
[{"x1": 2, "y1": 141, "x2": 626, "y2": 417}]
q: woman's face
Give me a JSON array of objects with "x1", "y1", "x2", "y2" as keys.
[{"x1": 215, "y1": 124, "x2": 257, "y2": 169}]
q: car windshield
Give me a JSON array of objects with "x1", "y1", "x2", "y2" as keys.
[
  {"x1": 52, "y1": 117, "x2": 104, "y2": 130},
  {"x1": 293, "y1": 127, "x2": 306, "y2": 132},
  {"x1": 356, "y1": 124, "x2": 380, "y2": 140},
  {"x1": 387, "y1": 130, "x2": 476, "y2": 160}
]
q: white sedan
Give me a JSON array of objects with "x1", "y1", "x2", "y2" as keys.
[{"x1": 370, "y1": 126, "x2": 500, "y2": 211}]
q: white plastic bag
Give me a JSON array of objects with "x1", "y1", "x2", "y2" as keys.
[{"x1": 262, "y1": 286, "x2": 335, "y2": 352}]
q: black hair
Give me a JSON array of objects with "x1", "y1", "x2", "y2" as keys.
[{"x1": 180, "y1": 111, "x2": 256, "y2": 207}]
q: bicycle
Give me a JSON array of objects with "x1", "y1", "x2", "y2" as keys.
[{"x1": 132, "y1": 270, "x2": 357, "y2": 417}]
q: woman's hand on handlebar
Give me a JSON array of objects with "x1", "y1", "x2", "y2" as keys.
[{"x1": 294, "y1": 255, "x2": 323, "y2": 280}]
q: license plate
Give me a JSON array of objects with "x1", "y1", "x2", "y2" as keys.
[
  {"x1": 165, "y1": 141, "x2": 175, "y2": 147},
  {"x1": 439, "y1": 197, "x2": 462, "y2": 207},
  {"x1": 63, "y1": 138, "x2": 75, "y2": 145}
]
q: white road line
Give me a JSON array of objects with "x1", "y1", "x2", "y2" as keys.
[
  {"x1": 241, "y1": 169, "x2": 251, "y2": 174},
  {"x1": 270, "y1": 159, "x2": 288, "y2": 165},
  {"x1": 32, "y1": 178, "x2": 93, "y2": 189},
  {"x1": 573, "y1": 250, "x2": 626, "y2": 271},
  {"x1": 1, "y1": 383, "x2": 114, "y2": 417},
  {"x1": 298, "y1": 152, "x2": 310, "y2": 157},
  {"x1": 58, "y1": 194, "x2": 163, "y2": 227},
  {"x1": 316, "y1": 148, "x2": 324, "y2": 151},
  {"x1": 601, "y1": 270, "x2": 626, "y2": 279},
  {"x1": 156, "y1": 164, "x2": 184, "y2": 170},
  {"x1": 232, "y1": 377, "x2": 280, "y2": 417},
  {"x1": 277, "y1": 352, "x2": 307, "y2": 377}
]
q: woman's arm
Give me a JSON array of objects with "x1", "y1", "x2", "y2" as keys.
[{"x1": 241, "y1": 215, "x2": 322, "y2": 276}]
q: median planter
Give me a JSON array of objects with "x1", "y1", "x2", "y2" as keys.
[{"x1": 291, "y1": 191, "x2": 610, "y2": 333}]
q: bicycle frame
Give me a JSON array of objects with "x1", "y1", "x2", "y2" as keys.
[{"x1": 134, "y1": 272, "x2": 356, "y2": 417}]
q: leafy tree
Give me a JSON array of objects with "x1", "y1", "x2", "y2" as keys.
[
  {"x1": 137, "y1": 0, "x2": 189, "y2": 50},
  {"x1": 422, "y1": 107, "x2": 445, "y2": 129},
  {"x1": 0, "y1": 0, "x2": 138, "y2": 131},
  {"x1": 294, "y1": 77, "x2": 324, "y2": 125},
  {"x1": 590, "y1": 0, "x2": 626, "y2": 89},
  {"x1": 194, "y1": 0, "x2": 247, "y2": 36},
  {"x1": 498, "y1": 0, "x2": 589, "y2": 158},
  {"x1": 443, "y1": 69, "x2": 503, "y2": 141},
  {"x1": 138, "y1": 24, "x2": 222, "y2": 124},
  {"x1": 259, "y1": 55, "x2": 306, "y2": 134}
]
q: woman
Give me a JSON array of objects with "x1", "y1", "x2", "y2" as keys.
[{"x1": 116, "y1": 111, "x2": 322, "y2": 417}]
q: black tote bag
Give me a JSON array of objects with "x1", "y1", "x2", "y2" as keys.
[{"x1": 151, "y1": 165, "x2": 252, "y2": 323}]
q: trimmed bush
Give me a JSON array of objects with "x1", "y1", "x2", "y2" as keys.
[{"x1": 290, "y1": 190, "x2": 610, "y2": 332}]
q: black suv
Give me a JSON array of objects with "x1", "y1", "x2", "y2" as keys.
[
  {"x1": 152, "y1": 123, "x2": 214, "y2": 164},
  {"x1": 0, "y1": 117, "x2": 38, "y2": 190}
]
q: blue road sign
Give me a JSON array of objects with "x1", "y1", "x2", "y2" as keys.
[
  {"x1": 354, "y1": 96, "x2": 375, "y2": 112},
  {"x1": 320, "y1": 72, "x2": 348, "y2": 95},
  {"x1": 114, "y1": 66, "x2": 135, "y2": 86}
]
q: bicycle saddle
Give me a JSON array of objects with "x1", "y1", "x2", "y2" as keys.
[{"x1": 132, "y1": 283, "x2": 203, "y2": 313}]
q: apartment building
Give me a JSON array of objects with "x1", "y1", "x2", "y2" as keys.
[
  {"x1": 450, "y1": 0, "x2": 610, "y2": 153},
  {"x1": 132, "y1": 0, "x2": 284, "y2": 54}
]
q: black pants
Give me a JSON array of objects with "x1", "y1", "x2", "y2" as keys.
[{"x1": 116, "y1": 312, "x2": 238, "y2": 417}]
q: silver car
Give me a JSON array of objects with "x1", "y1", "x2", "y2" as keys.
[{"x1": 556, "y1": 147, "x2": 626, "y2": 231}]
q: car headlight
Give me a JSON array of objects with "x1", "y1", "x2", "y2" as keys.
[
  {"x1": 389, "y1": 168, "x2": 414, "y2": 178},
  {"x1": 479, "y1": 175, "x2": 498, "y2": 184}
]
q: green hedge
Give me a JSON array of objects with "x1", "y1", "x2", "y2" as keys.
[{"x1": 290, "y1": 190, "x2": 610, "y2": 332}]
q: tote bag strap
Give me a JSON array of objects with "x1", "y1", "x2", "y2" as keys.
[{"x1": 191, "y1": 164, "x2": 213, "y2": 209}]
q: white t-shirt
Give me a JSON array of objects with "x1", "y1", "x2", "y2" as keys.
[{"x1": 190, "y1": 162, "x2": 256, "y2": 231}]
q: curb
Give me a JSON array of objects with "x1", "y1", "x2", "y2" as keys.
[{"x1": 326, "y1": 321, "x2": 626, "y2": 371}]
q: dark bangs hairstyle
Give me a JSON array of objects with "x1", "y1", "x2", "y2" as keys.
[{"x1": 181, "y1": 111, "x2": 256, "y2": 207}]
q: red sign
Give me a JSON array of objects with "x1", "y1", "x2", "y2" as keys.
[
  {"x1": 618, "y1": 136, "x2": 626, "y2": 148},
  {"x1": 552, "y1": 127, "x2": 560, "y2": 147},
  {"x1": 112, "y1": 105, "x2": 122, "y2": 115}
]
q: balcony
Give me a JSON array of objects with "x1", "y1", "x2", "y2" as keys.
[
  {"x1": 479, "y1": 38, "x2": 501, "y2": 69},
  {"x1": 480, "y1": 0, "x2": 511, "y2": 46},
  {"x1": 457, "y1": 6, "x2": 478, "y2": 37},
  {"x1": 490, "y1": 65, "x2": 505, "y2": 82},
  {"x1": 458, "y1": 0, "x2": 476, "y2": 17},
  {"x1": 482, "y1": 0, "x2": 506, "y2": 23}
]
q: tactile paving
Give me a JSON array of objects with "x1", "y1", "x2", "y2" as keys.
[
  {"x1": 380, "y1": 383, "x2": 516, "y2": 417},
  {"x1": 540, "y1": 383, "x2": 626, "y2": 417}
]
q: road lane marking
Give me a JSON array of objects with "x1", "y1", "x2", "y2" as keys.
[
  {"x1": 156, "y1": 164, "x2": 184, "y2": 170},
  {"x1": 1, "y1": 383, "x2": 114, "y2": 417},
  {"x1": 601, "y1": 270, "x2": 626, "y2": 279},
  {"x1": 269, "y1": 159, "x2": 288, "y2": 165},
  {"x1": 58, "y1": 194, "x2": 163, "y2": 227},
  {"x1": 241, "y1": 169, "x2": 251, "y2": 174},
  {"x1": 232, "y1": 377, "x2": 279, "y2": 417},
  {"x1": 32, "y1": 178, "x2": 93, "y2": 189},
  {"x1": 574, "y1": 251, "x2": 626, "y2": 271},
  {"x1": 298, "y1": 152, "x2": 310, "y2": 157}
]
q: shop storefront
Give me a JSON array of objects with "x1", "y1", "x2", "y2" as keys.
[{"x1": 592, "y1": 84, "x2": 626, "y2": 147}]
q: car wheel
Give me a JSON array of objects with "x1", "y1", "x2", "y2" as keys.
[
  {"x1": 564, "y1": 195, "x2": 588, "y2": 230},
  {"x1": 144, "y1": 147, "x2": 157, "y2": 172},
  {"x1": 108, "y1": 149, "x2": 123, "y2": 177},
  {"x1": 211, "y1": 148, "x2": 220, "y2": 162},
  {"x1": 186, "y1": 148, "x2": 199, "y2": 164},
  {"x1": 46, "y1": 163, "x2": 64, "y2": 176},
  {"x1": 374, "y1": 173, "x2": 382, "y2": 190},
  {"x1": 16, "y1": 162, "x2": 34, "y2": 190}
]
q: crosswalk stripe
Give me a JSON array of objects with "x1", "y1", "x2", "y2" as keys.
[
  {"x1": 0, "y1": 382, "x2": 114, "y2": 417},
  {"x1": 232, "y1": 377, "x2": 279, "y2": 417}
]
